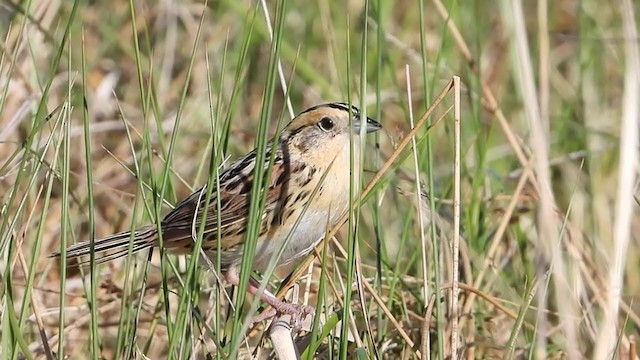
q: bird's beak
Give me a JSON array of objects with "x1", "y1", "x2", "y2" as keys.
[{"x1": 354, "y1": 117, "x2": 382, "y2": 133}]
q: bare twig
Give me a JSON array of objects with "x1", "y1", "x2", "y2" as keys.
[
  {"x1": 269, "y1": 315, "x2": 297, "y2": 360},
  {"x1": 421, "y1": 294, "x2": 436, "y2": 360}
]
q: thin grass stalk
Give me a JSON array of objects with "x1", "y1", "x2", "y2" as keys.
[
  {"x1": 232, "y1": 50, "x2": 303, "y2": 342},
  {"x1": 193, "y1": 33, "x2": 230, "y2": 190},
  {"x1": 259, "y1": 0, "x2": 294, "y2": 119},
  {"x1": 15, "y1": 113, "x2": 64, "y2": 360},
  {"x1": 0, "y1": 15, "x2": 26, "y2": 122},
  {"x1": 14, "y1": 116, "x2": 62, "y2": 327},
  {"x1": 104, "y1": 95, "x2": 154, "y2": 357},
  {"x1": 162, "y1": 4, "x2": 208, "y2": 357},
  {"x1": 17, "y1": 239, "x2": 51, "y2": 360},
  {"x1": 124, "y1": 0, "x2": 178, "y2": 346},
  {"x1": 229, "y1": 0, "x2": 288, "y2": 353},
  {"x1": 204, "y1": 40, "x2": 226, "y2": 360},
  {"x1": 78, "y1": 29, "x2": 101, "y2": 359},
  {"x1": 302, "y1": 239, "x2": 330, "y2": 359},
  {"x1": 115, "y1": 162, "x2": 145, "y2": 356},
  {"x1": 450, "y1": 76, "x2": 461, "y2": 359},
  {"x1": 209, "y1": 6, "x2": 258, "y2": 356},
  {"x1": 125, "y1": 111, "x2": 157, "y2": 357},
  {"x1": 57, "y1": 95, "x2": 72, "y2": 359},
  {"x1": 371, "y1": 0, "x2": 387, "y2": 347},
  {"x1": 7, "y1": 289, "x2": 33, "y2": 359},
  {"x1": 594, "y1": 0, "x2": 640, "y2": 357},
  {"x1": 237, "y1": 49, "x2": 308, "y2": 360},
  {"x1": 339, "y1": 14, "x2": 355, "y2": 358},
  {"x1": 505, "y1": 1, "x2": 582, "y2": 358},
  {"x1": 353, "y1": 0, "x2": 373, "y2": 355},
  {"x1": 537, "y1": 0, "x2": 550, "y2": 134},
  {"x1": 465, "y1": 0, "x2": 487, "y2": 273},
  {"x1": 355, "y1": 254, "x2": 378, "y2": 356},
  {"x1": 418, "y1": 0, "x2": 445, "y2": 357},
  {"x1": 194, "y1": 33, "x2": 242, "y2": 358},
  {"x1": 406, "y1": 64, "x2": 429, "y2": 359},
  {"x1": 505, "y1": 264, "x2": 539, "y2": 357},
  {"x1": 227, "y1": 3, "x2": 276, "y2": 349}
]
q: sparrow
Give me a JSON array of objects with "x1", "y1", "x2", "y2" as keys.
[{"x1": 52, "y1": 102, "x2": 382, "y2": 320}]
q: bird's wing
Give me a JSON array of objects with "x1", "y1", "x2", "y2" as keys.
[{"x1": 158, "y1": 144, "x2": 295, "y2": 252}]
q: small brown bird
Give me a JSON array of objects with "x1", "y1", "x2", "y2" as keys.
[{"x1": 52, "y1": 102, "x2": 381, "y2": 320}]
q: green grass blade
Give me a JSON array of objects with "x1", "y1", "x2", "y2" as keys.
[{"x1": 229, "y1": 0, "x2": 289, "y2": 353}]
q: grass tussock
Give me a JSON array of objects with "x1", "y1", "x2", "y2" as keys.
[{"x1": 1, "y1": 0, "x2": 639, "y2": 359}]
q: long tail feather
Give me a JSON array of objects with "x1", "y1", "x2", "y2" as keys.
[{"x1": 50, "y1": 226, "x2": 158, "y2": 265}]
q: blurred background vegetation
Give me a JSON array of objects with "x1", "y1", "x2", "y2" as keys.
[{"x1": 1, "y1": 0, "x2": 639, "y2": 358}]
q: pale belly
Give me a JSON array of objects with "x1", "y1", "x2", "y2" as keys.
[
  {"x1": 252, "y1": 207, "x2": 344, "y2": 271},
  {"x1": 255, "y1": 160, "x2": 356, "y2": 270}
]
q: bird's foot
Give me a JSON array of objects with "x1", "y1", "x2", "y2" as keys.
[{"x1": 253, "y1": 301, "x2": 315, "y2": 328}]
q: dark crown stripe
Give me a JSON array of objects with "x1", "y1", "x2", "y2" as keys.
[{"x1": 300, "y1": 102, "x2": 361, "y2": 119}]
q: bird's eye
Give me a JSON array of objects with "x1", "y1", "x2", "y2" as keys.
[{"x1": 318, "y1": 117, "x2": 334, "y2": 131}]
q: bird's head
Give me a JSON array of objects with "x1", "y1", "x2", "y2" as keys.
[{"x1": 282, "y1": 103, "x2": 382, "y2": 164}]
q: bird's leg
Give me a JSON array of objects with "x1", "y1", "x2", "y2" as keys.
[{"x1": 225, "y1": 266, "x2": 315, "y2": 324}]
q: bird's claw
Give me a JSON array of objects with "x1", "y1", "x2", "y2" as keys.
[{"x1": 253, "y1": 303, "x2": 315, "y2": 329}]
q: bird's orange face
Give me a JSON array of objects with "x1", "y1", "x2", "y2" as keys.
[{"x1": 282, "y1": 103, "x2": 382, "y2": 168}]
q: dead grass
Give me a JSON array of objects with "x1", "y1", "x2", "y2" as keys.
[{"x1": 1, "y1": 0, "x2": 639, "y2": 359}]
